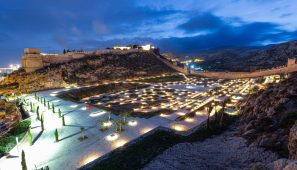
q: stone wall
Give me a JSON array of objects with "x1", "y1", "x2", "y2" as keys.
[
  {"x1": 191, "y1": 64, "x2": 297, "y2": 79},
  {"x1": 158, "y1": 56, "x2": 297, "y2": 79}
]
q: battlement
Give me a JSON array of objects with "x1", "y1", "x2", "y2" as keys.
[{"x1": 24, "y1": 48, "x2": 40, "y2": 54}]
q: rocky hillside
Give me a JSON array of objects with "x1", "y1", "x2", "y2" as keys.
[
  {"x1": 194, "y1": 40, "x2": 297, "y2": 71},
  {"x1": 239, "y1": 72, "x2": 297, "y2": 158},
  {"x1": 0, "y1": 51, "x2": 175, "y2": 95}
]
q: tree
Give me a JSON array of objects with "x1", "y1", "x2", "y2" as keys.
[
  {"x1": 28, "y1": 129, "x2": 32, "y2": 146},
  {"x1": 54, "y1": 129, "x2": 59, "y2": 142},
  {"x1": 114, "y1": 120, "x2": 123, "y2": 133},
  {"x1": 41, "y1": 113, "x2": 44, "y2": 131},
  {"x1": 58, "y1": 108, "x2": 62, "y2": 118},
  {"x1": 119, "y1": 112, "x2": 130, "y2": 124},
  {"x1": 52, "y1": 103, "x2": 55, "y2": 113},
  {"x1": 21, "y1": 150, "x2": 27, "y2": 170},
  {"x1": 34, "y1": 93, "x2": 37, "y2": 99},
  {"x1": 43, "y1": 98, "x2": 46, "y2": 107},
  {"x1": 62, "y1": 115, "x2": 65, "y2": 126},
  {"x1": 47, "y1": 101, "x2": 50, "y2": 110},
  {"x1": 36, "y1": 106, "x2": 40, "y2": 120}
]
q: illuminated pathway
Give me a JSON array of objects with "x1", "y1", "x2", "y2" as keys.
[{"x1": 0, "y1": 90, "x2": 212, "y2": 170}]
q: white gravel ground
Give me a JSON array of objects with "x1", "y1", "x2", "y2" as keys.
[{"x1": 144, "y1": 129, "x2": 279, "y2": 170}]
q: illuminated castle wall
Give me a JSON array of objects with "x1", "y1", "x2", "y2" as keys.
[{"x1": 21, "y1": 47, "x2": 153, "y2": 73}]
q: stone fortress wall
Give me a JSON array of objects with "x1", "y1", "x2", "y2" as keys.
[
  {"x1": 190, "y1": 58, "x2": 297, "y2": 79},
  {"x1": 159, "y1": 55, "x2": 297, "y2": 79},
  {"x1": 21, "y1": 48, "x2": 140, "y2": 72}
]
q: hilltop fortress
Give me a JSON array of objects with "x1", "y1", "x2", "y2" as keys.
[{"x1": 21, "y1": 45, "x2": 155, "y2": 72}]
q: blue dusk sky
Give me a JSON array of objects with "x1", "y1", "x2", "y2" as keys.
[{"x1": 0, "y1": 0, "x2": 297, "y2": 66}]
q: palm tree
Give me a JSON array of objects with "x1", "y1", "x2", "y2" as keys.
[
  {"x1": 114, "y1": 120, "x2": 123, "y2": 133},
  {"x1": 120, "y1": 112, "x2": 130, "y2": 124}
]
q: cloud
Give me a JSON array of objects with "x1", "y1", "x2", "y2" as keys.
[
  {"x1": 92, "y1": 21, "x2": 110, "y2": 35},
  {"x1": 71, "y1": 26, "x2": 81, "y2": 35},
  {"x1": 156, "y1": 21, "x2": 296, "y2": 53},
  {"x1": 178, "y1": 13, "x2": 224, "y2": 32},
  {"x1": 280, "y1": 13, "x2": 293, "y2": 18}
]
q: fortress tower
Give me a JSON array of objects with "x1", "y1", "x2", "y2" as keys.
[{"x1": 21, "y1": 48, "x2": 44, "y2": 73}]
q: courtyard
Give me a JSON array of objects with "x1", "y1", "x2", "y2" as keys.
[{"x1": 0, "y1": 74, "x2": 276, "y2": 170}]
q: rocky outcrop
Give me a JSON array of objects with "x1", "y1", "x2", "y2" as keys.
[
  {"x1": 0, "y1": 51, "x2": 175, "y2": 95},
  {"x1": 144, "y1": 128, "x2": 279, "y2": 170},
  {"x1": 239, "y1": 73, "x2": 297, "y2": 158},
  {"x1": 288, "y1": 121, "x2": 297, "y2": 159}
]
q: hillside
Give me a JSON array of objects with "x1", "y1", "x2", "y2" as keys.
[
  {"x1": 239, "y1": 72, "x2": 297, "y2": 158},
  {"x1": 189, "y1": 40, "x2": 297, "y2": 71},
  {"x1": 0, "y1": 51, "x2": 175, "y2": 95}
]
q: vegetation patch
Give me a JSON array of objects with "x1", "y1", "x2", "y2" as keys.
[{"x1": 0, "y1": 120, "x2": 31, "y2": 155}]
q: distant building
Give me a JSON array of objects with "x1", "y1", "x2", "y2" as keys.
[
  {"x1": 113, "y1": 46, "x2": 132, "y2": 50},
  {"x1": 113, "y1": 44, "x2": 154, "y2": 51}
]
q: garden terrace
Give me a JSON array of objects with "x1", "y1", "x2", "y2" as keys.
[
  {"x1": 57, "y1": 83, "x2": 150, "y2": 101},
  {"x1": 133, "y1": 74, "x2": 185, "y2": 83}
]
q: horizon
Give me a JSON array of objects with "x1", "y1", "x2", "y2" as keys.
[{"x1": 1, "y1": 0, "x2": 297, "y2": 66}]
